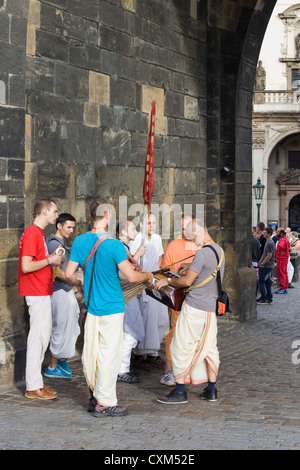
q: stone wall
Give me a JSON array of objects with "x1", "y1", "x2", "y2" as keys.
[
  {"x1": 24, "y1": 0, "x2": 208, "y2": 221},
  {"x1": 0, "y1": 0, "x2": 28, "y2": 385},
  {"x1": 0, "y1": 0, "x2": 276, "y2": 386}
]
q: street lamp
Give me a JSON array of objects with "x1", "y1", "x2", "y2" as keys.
[{"x1": 252, "y1": 177, "x2": 265, "y2": 224}]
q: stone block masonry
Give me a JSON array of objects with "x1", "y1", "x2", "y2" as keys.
[
  {"x1": 23, "y1": 0, "x2": 207, "y2": 212},
  {"x1": 0, "y1": 0, "x2": 208, "y2": 386}
]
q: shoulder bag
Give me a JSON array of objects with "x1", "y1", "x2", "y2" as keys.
[
  {"x1": 78, "y1": 234, "x2": 109, "y2": 328},
  {"x1": 173, "y1": 245, "x2": 229, "y2": 316},
  {"x1": 201, "y1": 245, "x2": 229, "y2": 316}
]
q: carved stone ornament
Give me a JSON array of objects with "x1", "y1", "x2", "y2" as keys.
[
  {"x1": 252, "y1": 136, "x2": 265, "y2": 148},
  {"x1": 276, "y1": 169, "x2": 300, "y2": 185}
]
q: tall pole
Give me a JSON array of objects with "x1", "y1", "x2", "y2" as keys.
[
  {"x1": 256, "y1": 202, "x2": 261, "y2": 224},
  {"x1": 141, "y1": 100, "x2": 156, "y2": 269},
  {"x1": 253, "y1": 177, "x2": 265, "y2": 225}
]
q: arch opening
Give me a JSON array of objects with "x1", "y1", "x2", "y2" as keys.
[{"x1": 289, "y1": 194, "x2": 300, "y2": 231}]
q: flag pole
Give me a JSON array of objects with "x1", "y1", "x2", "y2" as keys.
[
  {"x1": 139, "y1": 206, "x2": 147, "y2": 269},
  {"x1": 140, "y1": 100, "x2": 156, "y2": 269}
]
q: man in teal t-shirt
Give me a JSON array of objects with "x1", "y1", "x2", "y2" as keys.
[{"x1": 65, "y1": 198, "x2": 153, "y2": 419}]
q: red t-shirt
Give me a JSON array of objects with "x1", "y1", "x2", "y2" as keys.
[{"x1": 18, "y1": 225, "x2": 53, "y2": 296}]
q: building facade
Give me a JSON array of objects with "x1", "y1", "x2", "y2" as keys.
[{"x1": 253, "y1": 0, "x2": 300, "y2": 231}]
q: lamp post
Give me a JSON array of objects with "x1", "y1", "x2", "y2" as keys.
[{"x1": 252, "y1": 177, "x2": 265, "y2": 224}]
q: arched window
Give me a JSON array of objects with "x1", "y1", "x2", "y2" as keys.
[{"x1": 289, "y1": 194, "x2": 300, "y2": 231}]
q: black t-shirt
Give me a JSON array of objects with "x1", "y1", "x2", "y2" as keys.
[{"x1": 259, "y1": 234, "x2": 266, "y2": 257}]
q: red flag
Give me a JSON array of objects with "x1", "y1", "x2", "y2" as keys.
[{"x1": 143, "y1": 100, "x2": 156, "y2": 210}]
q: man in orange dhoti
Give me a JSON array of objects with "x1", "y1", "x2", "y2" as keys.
[{"x1": 154, "y1": 220, "x2": 225, "y2": 404}]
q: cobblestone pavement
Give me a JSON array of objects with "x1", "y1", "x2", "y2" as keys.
[{"x1": 0, "y1": 284, "x2": 299, "y2": 451}]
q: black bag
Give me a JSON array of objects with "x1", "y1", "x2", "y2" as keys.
[
  {"x1": 204, "y1": 245, "x2": 230, "y2": 316},
  {"x1": 216, "y1": 290, "x2": 230, "y2": 316}
]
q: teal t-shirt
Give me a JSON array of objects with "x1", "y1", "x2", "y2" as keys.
[{"x1": 69, "y1": 232, "x2": 128, "y2": 316}]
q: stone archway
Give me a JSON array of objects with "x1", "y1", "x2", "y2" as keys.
[{"x1": 217, "y1": 0, "x2": 277, "y2": 320}]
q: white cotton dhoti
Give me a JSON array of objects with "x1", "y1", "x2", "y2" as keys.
[
  {"x1": 119, "y1": 331, "x2": 138, "y2": 374},
  {"x1": 82, "y1": 311, "x2": 124, "y2": 406},
  {"x1": 170, "y1": 302, "x2": 220, "y2": 385},
  {"x1": 133, "y1": 297, "x2": 169, "y2": 356},
  {"x1": 50, "y1": 289, "x2": 80, "y2": 359}
]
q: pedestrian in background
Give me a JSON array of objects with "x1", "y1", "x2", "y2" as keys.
[
  {"x1": 256, "y1": 222, "x2": 266, "y2": 257},
  {"x1": 257, "y1": 226, "x2": 275, "y2": 305},
  {"x1": 274, "y1": 229, "x2": 290, "y2": 294},
  {"x1": 290, "y1": 232, "x2": 300, "y2": 251}
]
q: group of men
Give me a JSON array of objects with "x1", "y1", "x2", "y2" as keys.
[
  {"x1": 19, "y1": 197, "x2": 225, "y2": 416},
  {"x1": 254, "y1": 222, "x2": 294, "y2": 306}
]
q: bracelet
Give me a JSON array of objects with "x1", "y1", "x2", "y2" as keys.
[{"x1": 46, "y1": 258, "x2": 50, "y2": 265}]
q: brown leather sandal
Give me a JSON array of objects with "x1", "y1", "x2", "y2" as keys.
[{"x1": 25, "y1": 387, "x2": 57, "y2": 400}]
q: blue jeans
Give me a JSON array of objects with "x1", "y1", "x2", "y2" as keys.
[{"x1": 258, "y1": 267, "x2": 273, "y2": 301}]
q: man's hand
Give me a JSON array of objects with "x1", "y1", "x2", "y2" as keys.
[
  {"x1": 48, "y1": 252, "x2": 63, "y2": 266},
  {"x1": 134, "y1": 245, "x2": 146, "y2": 259},
  {"x1": 177, "y1": 263, "x2": 191, "y2": 275},
  {"x1": 145, "y1": 270, "x2": 154, "y2": 285},
  {"x1": 22, "y1": 253, "x2": 62, "y2": 274},
  {"x1": 154, "y1": 278, "x2": 169, "y2": 291}
]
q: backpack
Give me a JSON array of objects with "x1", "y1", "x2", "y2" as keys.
[{"x1": 203, "y1": 245, "x2": 230, "y2": 316}]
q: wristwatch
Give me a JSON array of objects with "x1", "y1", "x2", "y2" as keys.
[{"x1": 167, "y1": 277, "x2": 172, "y2": 285}]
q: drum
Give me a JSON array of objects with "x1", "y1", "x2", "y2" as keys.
[{"x1": 72, "y1": 285, "x2": 85, "y2": 308}]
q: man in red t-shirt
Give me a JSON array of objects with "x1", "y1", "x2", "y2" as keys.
[
  {"x1": 275, "y1": 229, "x2": 290, "y2": 294},
  {"x1": 19, "y1": 199, "x2": 63, "y2": 400}
]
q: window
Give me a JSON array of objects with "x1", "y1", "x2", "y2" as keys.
[
  {"x1": 292, "y1": 69, "x2": 300, "y2": 88},
  {"x1": 288, "y1": 150, "x2": 300, "y2": 169}
]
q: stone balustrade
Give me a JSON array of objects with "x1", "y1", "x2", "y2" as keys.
[{"x1": 254, "y1": 89, "x2": 300, "y2": 104}]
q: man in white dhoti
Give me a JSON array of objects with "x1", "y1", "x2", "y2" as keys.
[
  {"x1": 44, "y1": 213, "x2": 82, "y2": 378},
  {"x1": 65, "y1": 199, "x2": 153, "y2": 418},
  {"x1": 154, "y1": 220, "x2": 225, "y2": 404},
  {"x1": 129, "y1": 213, "x2": 169, "y2": 369},
  {"x1": 116, "y1": 219, "x2": 146, "y2": 383}
]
